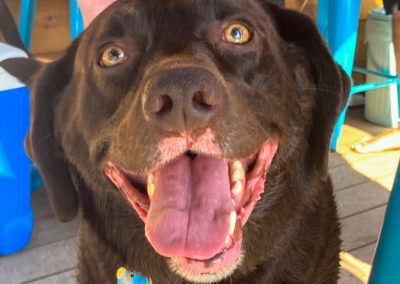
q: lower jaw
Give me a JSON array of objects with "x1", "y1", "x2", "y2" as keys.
[{"x1": 168, "y1": 239, "x2": 243, "y2": 283}]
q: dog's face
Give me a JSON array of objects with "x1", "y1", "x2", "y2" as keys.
[{"x1": 1, "y1": 0, "x2": 349, "y2": 282}]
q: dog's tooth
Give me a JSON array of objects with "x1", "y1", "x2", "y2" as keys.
[
  {"x1": 230, "y1": 160, "x2": 244, "y2": 182},
  {"x1": 147, "y1": 173, "x2": 155, "y2": 197},
  {"x1": 229, "y1": 211, "x2": 237, "y2": 235},
  {"x1": 231, "y1": 181, "x2": 243, "y2": 196},
  {"x1": 225, "y1": 235, "x2": 230, "y2": 246},
  {"x1": 232, "y1": 169, "x2": 244, "y2": 182},
  {"x1": 231, "y1": 160, "x2": 242, "y2": 169}
]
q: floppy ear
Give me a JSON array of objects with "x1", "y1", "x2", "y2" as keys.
[
  {"x1": 0, "y1": 57, "x2": 43, "y2": 89},
  {"x1": 0, "y1": 41, "x2": 81, "y2": 222},
  {"x1": 268, "y1": 4, "x2": 351, "y2": 173}
]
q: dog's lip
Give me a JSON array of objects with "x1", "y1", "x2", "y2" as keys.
[
  {"x1": 169, "y1": 239, "x2": 243, "y2": 281},
  {"x1": 104, "y1": 139, "x2": 278, "y2": 276}
]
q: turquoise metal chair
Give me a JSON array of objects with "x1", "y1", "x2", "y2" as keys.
[
  {"x1": 317, "y1": 0, "x2": 399, "y2": 151},
  {"x1": 317, "y1": 1, "x2": 400, "y2": 282},
  {"x1": 19, "y1": 0, "x2": 83, "y2": 50},
  {"x1": 368, "y1": 162, "x2": 400, "y2": 283}
]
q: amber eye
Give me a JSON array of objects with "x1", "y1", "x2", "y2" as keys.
[
  {"x1": 224, "y1": 23, "x2": 251, "y2": 44},
  {"x1": 99, "y1": 46, "x2": 126, "y2": 67}
]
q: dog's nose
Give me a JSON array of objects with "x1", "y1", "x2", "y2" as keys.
[{"x1": 142, "y1": 67, "x2": 222, "y2": 132}]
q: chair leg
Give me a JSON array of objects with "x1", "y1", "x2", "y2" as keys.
[
  {"x1": 19, "y1": 0, "x2": 37, "y2": 51},
  {"x1": 317, "y1": 0, "x2": 361, "y2": 150},
  {"x1": 368, "y1": 161, "x2": 400, "y2": 284},
  {"x1": 316, "y1": 0, "x2": 329, "y2": 42},
  {"x1": 69, "y1": 0, "x2": 83, "y2": 40}
]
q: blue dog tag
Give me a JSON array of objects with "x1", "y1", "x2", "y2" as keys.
[{"x1": 117, "y1": 267, "x2": 152, "y2": 284}]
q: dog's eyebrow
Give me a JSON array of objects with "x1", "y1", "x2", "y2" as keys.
[
  {"x1": 213, "y1": 0, "x2": 242, "y2": 20},
  {"x1": 99, "y1": 15, "x2": 127, "y2": 40}
]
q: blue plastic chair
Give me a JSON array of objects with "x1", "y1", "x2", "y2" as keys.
[
  {"x1": 19, "y1": 0, "x2": 83, "y2": 50},
  {"x1": 317, "y1": 1, "x2": 400, "y2": 282}
]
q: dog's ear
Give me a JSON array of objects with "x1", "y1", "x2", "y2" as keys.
[
  {"x1": 0, "y1": 57, "x2": 43, "y2": 89},
  {"x1": 268, "y1": 4, "x2": 351, "y2": 173},
  {"x1": 0, "y1": 41, "x2": 81, "y2": 222}
]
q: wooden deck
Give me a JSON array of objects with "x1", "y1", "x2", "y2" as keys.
[{"x1": 0, "y1": 108, "x2": 399, "y2": 283}]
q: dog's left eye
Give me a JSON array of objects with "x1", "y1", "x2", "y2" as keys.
[
  {"x1": 223, "y1": 23, "x2": 251, "y2": 44},
  {"x1": 99, "y1": 46, "x2": 126, "y2": 67}
]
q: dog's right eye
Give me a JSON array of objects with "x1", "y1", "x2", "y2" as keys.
[{"x1": 99, "y1": 46, "x2": 126, "y2": 67}]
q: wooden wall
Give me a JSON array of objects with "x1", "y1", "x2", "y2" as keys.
[{"x1": 4, "y1": 0, "x2": 70, "y2": 59}]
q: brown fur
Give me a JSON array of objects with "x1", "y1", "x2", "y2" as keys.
[{"x1": 1, "y1": 1, "x2": 350, "y2": 283}]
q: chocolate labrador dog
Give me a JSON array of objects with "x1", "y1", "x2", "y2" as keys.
[{"x1": 1, "y1": 0, "x2": 350, "y2": 283}]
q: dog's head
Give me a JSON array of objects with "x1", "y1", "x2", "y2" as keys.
[{"x1": 1, "y1": 0, "x2": 349, "y2": 282}]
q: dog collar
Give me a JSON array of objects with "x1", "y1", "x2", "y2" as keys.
[{"x1": 117, "y1": 267, "x2": 153, "y2": 284}]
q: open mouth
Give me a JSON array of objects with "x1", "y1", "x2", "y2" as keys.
[{"x1": 104, "y1": 140, "x2": 278, "y2": 281}]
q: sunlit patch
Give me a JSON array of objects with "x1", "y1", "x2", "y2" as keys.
[
  {"x1": 340, "y1": 251, "x2": 371, "y2": 283},
  {"x1": 333, "y1": 124, "x2": 400, "y2": 192}
]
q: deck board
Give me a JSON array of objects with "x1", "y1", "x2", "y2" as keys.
[
  {"x1": 0, "y1": 238, "x2": 77, "y2": 284},
  {"x1": 28, "y1": 269, "x2": 76, "y2": 284},
  {"x1": 339, "y1": 243, "x2": 376, "y2": 284},
  {"x1": 26, "y1": 216, "x2": 78, "y2": 251},
  {"x1": 335, "y1": 181, "x2": 390, "y2": 218},
  {"x1": 341, "y1": 206, "x2": 386, "y2": 252}
]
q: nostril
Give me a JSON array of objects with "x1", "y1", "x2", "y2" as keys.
[
  {"x1": 192, "y1": 91, "x2": 214, "y2": 112},
  {"x1": 154, "y1": 94, "x2": 173, "y2": 115}
]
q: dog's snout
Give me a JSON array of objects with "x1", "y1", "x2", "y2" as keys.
[{"x1": 142, "y1": 67, "x2": 223, "y2": 132}]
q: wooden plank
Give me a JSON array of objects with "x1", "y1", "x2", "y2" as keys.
[
  {"x1": 4, "y1": 0, "x2": 70, "y2": 57},
  {"x1": 30, "y1": 0, "x2": 70, "y2": 55},
  {"x1": 0, "y1": 238, "x2": 77, "y2": 284},
  {"x1": 375, "y1": 174, "x2": 396, "y2": 191},
  {"x1": 28, "y1": 269, "x2": 76, "y2": 284},
  {"x1": 349, "y1": 154, "x2": 400, "y2": 181},
  {"x1": 330, "y1": 152, "x2": 400, "y2": 191},
  {"x1": 333, "y1": 149, "x2": 400, "y2": 171},
  {"x1": 31, "y1": 188, "x2": 53, "y2": 220},
  {"x1": 330, "y1": 147, "x2": 400, "y2": 174},
  {"x1": 341, "y1": 206, "x2": 386, "y2": 251},
  {"x1": 329, "y1": 152, "x2": 350, "y2": 169},
  {"x1": 344, "y1": 108, "x2": 392, "y2": 138},
  {"x1": 26, "y1": 216, "x2": 78, "y2": 250},
  {"x1": 339, "y1": 270, "x2": 364, "y2": 284},
  {"x1": 330, "y1": 163, "x2": 371, "y2": 191},
  {"x1": 336, "y1": 180, "x2": 390, "y2": 218},
  {"x1": 339, "y1": 243, "x2": 376, "y2": 284}
]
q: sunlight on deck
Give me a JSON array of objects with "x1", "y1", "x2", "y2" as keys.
[
  {"x1": 337, "y1": 125, "x2": 400, "y2": 191},
  {"x1": 340, "y1": 251, "x2": 372, "y2": 283}
]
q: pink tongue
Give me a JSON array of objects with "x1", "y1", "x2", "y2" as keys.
[{"x1": 145, "y1": 155, "x2": 234, "y2": 260}]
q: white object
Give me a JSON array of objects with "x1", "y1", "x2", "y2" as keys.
[
  {"x1": 364, "y1": 7, "x2": 399, "y2": 128},
  {"x1": 0, "y1": 42, "x2": 28, "y2": 91}
]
